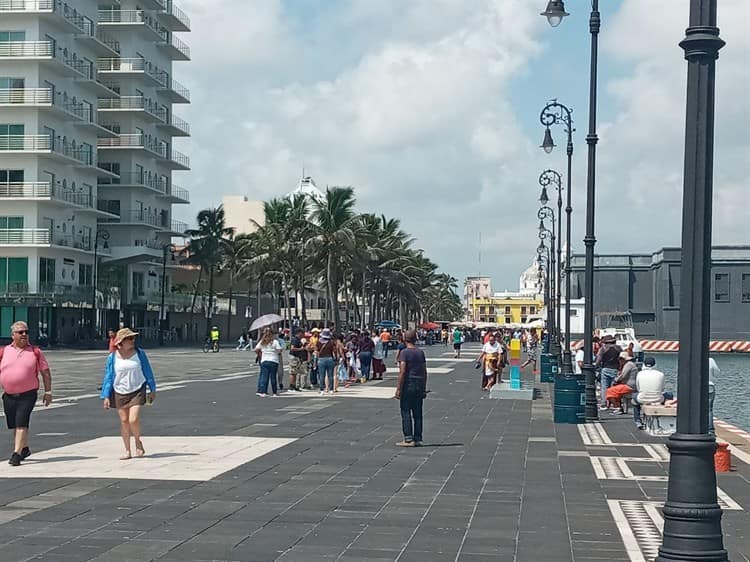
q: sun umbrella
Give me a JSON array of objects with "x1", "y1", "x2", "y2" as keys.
[
  {"x1": 420, "y1": 322, "x2": 439, "y2": 330},
  {"x1": 375, "y1": 320, "x2": 401, "y2": 329},
  {"x1": 250, "y1": 313, "x2": 283, "y2": 332}
]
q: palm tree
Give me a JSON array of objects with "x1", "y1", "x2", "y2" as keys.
[
  {"x1": 185, "y1": 205, "x2": 235, "y2": 338},
  {"x1": 221, "y1": 233, "x2": 253, "y2": 342},
  {"x1": 311, "y1": 187, "x2": 358, "y2": 331}
]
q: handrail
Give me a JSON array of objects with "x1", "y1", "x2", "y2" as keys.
[
  {"x1": 0, "y1": 40, "x2": 53, "y2": 57},
  {"x1": 100, "y1": 172, "x2": 167, "y2": 193},
  {"x1": 0, "y1": 228, "x2": 51, "y2": 245},
  {"x1": 0, "y1": 135, "x2": 51, "y2": 150},
  {"x1": 98, "y1": 96, "x2": 165, "y2": 120},
  {"x1": 168, "y1": 184, "x2": 190, "y2": 202},
  {"x1": 159, "y1": 30, "x2": 190, "y2": 58},
  {"x1": 0, "y1": 0, "x2": 54, "y2": 11},
  {"x1": 0, "y1": 182, "x2": 51, "y2": 198},
  {"x1": 0, "y1": 88, "x2": 52, "y2": 104},
  {"x1": 170, "y1": 149, "x2": 189, "y2": 168},
  {"x1": 162, "y1": 0, "x2": 190, "y2": 30}
]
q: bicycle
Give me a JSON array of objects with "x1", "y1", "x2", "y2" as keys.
[{"x1": 202, "y1": 339, "x2": 220, "y2": 353}]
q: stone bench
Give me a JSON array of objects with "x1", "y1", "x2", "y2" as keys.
[{"x1": 641, "y1": 404, "x2": 677, "y2": 437}]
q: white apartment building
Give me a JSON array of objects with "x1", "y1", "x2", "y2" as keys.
[{"x1": 0, "y1": 0, "x2": 190, "y2": 342}]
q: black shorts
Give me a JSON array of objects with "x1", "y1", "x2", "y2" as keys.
[
  {"x1": 453, "y1": 343, "x2": 462, "y2": 350},
  {"x1": 2, "y1": 390, "x2": 38, "y2": 429}
]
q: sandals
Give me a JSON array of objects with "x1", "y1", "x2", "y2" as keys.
[
  {"x1": 135, "y1": 440, "x2": 146, "y2": 458},
  {"x1": 120, "y1": 452, "x2": 132, "y2": 461}
]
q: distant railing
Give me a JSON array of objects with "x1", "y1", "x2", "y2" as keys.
[
  {"x1": 0, "y1": 0, "x2": 54, "y2": 11},
  {"x1": 0, "y1": 228, "x2": 51, "y2": 245},
  {"x1": 112, "y1": 210, "x2": 164, "y2": 228},
  {"x1": 54, "y1": 233, "x2": 92, "y2": 251},
  {"x1": 79, "y1": 19, "x2": 121, "y2": 53},
  {"x1": 157, "y1": 73, "x2": 190, "y2": 101},
  {"x1": 97, "y1": 57, "x2": 167, "y2": 85},
  {"x1": 169, "y1": 219, "x2": 188, "y2": 234},
  {"x1": 98, "y1": 96, "x2": 165, "y2": 120},
  {"x1": 162, "y1": 0, "x2": 190, "y2": 30},
  {"x1": 168, "y1": 184, "x2": 189, "y2": 202},
  {"x1": 0, "y1": 88, "x2": 52, "y2": 104},
  {"x1": 0, "y1": 135, "x2": 51, "y2": 150},
  {"x1": 0, "y1": 182, "x2": 51, "y2": 198},
  {"x1": 97, "y1": 134, "x2": 167, "y2": 158},
  {"x1": 170, "y1": 149, "x2": 189, "y2": 168},
  {"x1": 99, "y1": 171, "x2": 167, "y2": 193},
  {"x1": 158, "y1": 30, "x2": 190, "y2": 59},
  {"x1": 166, "y1": 113, "x2": 189, "y2": 134},
  {"x1": 0, "y1": 40, "x2": 53, "y2": 57}
]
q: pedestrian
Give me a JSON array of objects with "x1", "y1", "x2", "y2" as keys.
[
  {"x1": 236, "y1": 332, "x2": 247, "y2": 351},
  {"x1": 107, "y1": 329, "x2": 117, "y2": 353},
  {"x1": 478, "y1": 332, "x2": 502, "y2": 390},
  {"x1": 708, "y1": 356, "x2": 719, "y2": 435},
  {"x1": 316, "y1": 328, "x2": 337, "y2": 395},
  {"x1": 307, "y1": 328, "x2": 320, "y2": 387},
  {"x1": 633, "y1": 356, "x2": 667, "y2": 430},
  {"x1": 594, "y1": 334, "x2": 622, "y2": 411},
  {"x1": 372, "y1": 331, "x2": 386, "y2": 380},
  {"x1": 255, "y1": 328, "x2": 283, "y2": 397},
  {"x1": 452, "y1": 327, "x2": 463, "y2": 358},
  {"x1": 0, "y1": 321, "x2": 53, "y2": 466},
  {"x1": 573, "y1": 342, "x2": 585, "y2": 375},
  {"x1": 288, "y1": 328, "x2": 307, "y2": 392},
  {"x1": 380, "y1": 329, "x2": 391, "y2": 358},
  {"x1": 394, "y1": 329, "x2": 428, "y2": 447},
  {"x1": 358, "y1": 330, "x2": 374, "y2": 382},
  {"x1": 100, "y1": 328, "x2": 156, "y2": 460}
]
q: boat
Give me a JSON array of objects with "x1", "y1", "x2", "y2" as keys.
[{"x1": 595, "y1": 311, "x2": 641, "y2": 351}]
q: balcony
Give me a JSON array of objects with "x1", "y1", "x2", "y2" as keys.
[
  {"x1": 103, "y1": 209, "x2": 164, "y2": 229},
  {"x1": 157, "y1": 30, "x2": 190, "y2": 61},
  {"x1": 156, "y1": 113, "x2": 189, "y2": 136},
  {"x1": 164, "y1": 148, "x2": 189, "y2": 170},
  {"x1": 98, "y1": 171, "x2": 167, "y2": 195},
  {"x1": 164, "y1": 218, "x2": 188, "y2": 236},
  {"x1": 158, "y1": 183, "x2": 189, "y2": 204},
  {"x1": 98, "y1": 10, "x2": 163, "y2": 41},
  {"x1": 0, "y1": 182, "x2": 111, "y2": 215},
  {"x1": 98, "y1": 96, "x2": 165, "y2": 122},
  {"x1": 156, "y1": 74, "x2": 189, "y2": 103},
  {"x1": 0, "y1": 135, "x2": 101, "y2": 168},
  {"x1": 0, "y1": 228, "x2": 51, "y2": 245},
  {"x1": 0, "y1": 41, "x2": 90, "y2": 78},
  {"x1": 158, "y1": 0, "x2": 190, "y2": 32},
  {"x1": 97, "y1": 58, "x2": 166, "y2": 87},
  {"x1": 97, "y1": 134, "x2": 168, "y2": 159},
  {"x1": 53, "y1": 232, "x2": 93, "y2": 251},
  {"x1": 77, "y1": 19, "x2": 120, "y2": 57}
]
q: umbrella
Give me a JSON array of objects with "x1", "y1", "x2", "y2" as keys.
[
  {"x1": 250, "y1": 313, "x2": 283, "y2": 332},
  {"x1": 420, "y1": 322, "x2": 439, "y2": 330},
  {"x1": 375, "y1": 320, "x2": 400, "y2": 328}
]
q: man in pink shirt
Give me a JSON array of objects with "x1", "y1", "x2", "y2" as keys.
[{"x1": 0, "y1": 321, "x2": 53, "y2": 466}]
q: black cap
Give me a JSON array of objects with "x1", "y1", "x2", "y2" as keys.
[{"x1": 644, "y1": 356, "x2": 656, "y2": 367}]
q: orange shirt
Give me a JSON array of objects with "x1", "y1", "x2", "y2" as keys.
[{"x1": 380, "y1": 331, "x2": 391, "y2": 343}]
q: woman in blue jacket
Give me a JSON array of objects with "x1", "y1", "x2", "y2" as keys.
[{"x1": 100, "y1": 328, "x2": 157, "y2": 459}]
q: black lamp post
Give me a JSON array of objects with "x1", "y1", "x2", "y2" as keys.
[
  {"x1": 540, "y1": 102, "x2": 574, "y2": 376},
  {"x1": 657, "y1": 1, "x2": 726, "y2": 560},
  {"x1": 536, "y1": 243, "x2": 551, "y2": 337},
  {"x1": 158, "y1": 243, "x2": 176, "y2": 346},
  {"x1": 538, "y1": 170, "x2": 563, "y2": 359},
  {"x1": 91, "y1": 229, "x2": 110, "y2": 340},
  {"x1": 537, "y1": 214, "x2": 555, "y2": 346},
  {"x1": 541, "y1": 0, "x2": 600, "y2": 421}
]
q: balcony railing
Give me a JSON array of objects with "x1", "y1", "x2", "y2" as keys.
[
  {"x1": 97, "y1": 134, "x2": 167, "y2": 158},
  {"x1": 79, "y1": 19, "x2": 121, "y2": 55},
  {"x1": 158, "y1": 30, "x2": 190, "y2": 60},
  {"x1": 0, "y1": 0, "x2": 54, "y2": 11},
  {"x1": 0, "y1": 135, "x2": 51, "y2": 150},
  {"x1": 54, "y1": 233, "x2": 92, "y2": 251},
  {"x1": 157, "y1": 74, "x2": 190, "y2": 103},
  {"x1": 168, "y1": 219, "x2": 187, "y2": 234},
  {"x1": 168, "y1": 184, "x2": 189, "y2": 202},
  {"x1": 98, "y1": 96, "x2": 165, "y2": 120},
  {"x1": 159, "y1": 113, "x2": 189, "y2": 135},
  {"x1": 106, "y1": 210, "x2": 164, "y2": 228},
  {"x1": 0, "y1": 88, "x2": 52, "y2": 105},
  {"x1": 98, "y1": 9, "x2": 163, "y2": 36},
  {"x1": 0, "y1": 182, "x2": 51, "y2": 198},
  {"x1": 0, "y1": 228, "x2": 51, "y2": 245},
  {"x1": 159, "y1": 0, "x2": 190, "y2": 31},
  {"x1": 97, "y1": 57, "x2": 166, "y2": 85},
  {"x1": 0, "y1": 40, "x2": 53, "y2": 57},
  {"x1": 170, "y1": 149, "x2": 189, "y2": 169},
  {"x1": 99, "y1": 171, "x2": 167, "y2": 193}
]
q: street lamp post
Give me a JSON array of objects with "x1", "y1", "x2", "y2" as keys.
[
  {"x1": 540, "y1": 0, "x2": 600, "y2": 421},
  {"x1": 540, "y1": 101, "x2": 575, "y2": 376},
  {"x1": 91, "y1": 229, "x2": 110, "y2": 340},
  {"x1": 657, "y1": 1, "x2": 726, "y2": 560},
  {"x1": 158, "y1": 244, "x2": 175, "y2": 346},
  {"x1": 537, "y1": 214, "x2": 555, "y2": 347},
  {"x1": 536, "y1": 243, "x2": 551, "y2": 337},
  {"x1": 538, "y1": 170, "x2": 564, "y2": 359}
]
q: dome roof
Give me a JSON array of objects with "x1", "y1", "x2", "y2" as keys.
[{"x1": 288, "y1": 176, "x2": 325, "y2": 202}]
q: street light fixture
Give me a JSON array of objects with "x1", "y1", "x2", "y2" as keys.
[
  {"x1": 539, "y1": 186, "x2": 549, "y2": 206},
  {"x1": 541, "y1": 0, "x2": 600, "y2": 421},
  {"x1": 657, "y1": 1, "x2": 726, "y2": 560},
  {"x1": 540, "y1": 0, "x2": 569, "y2": 28},
  {"x1": 537, "y1": 211, "x2": 556, "y2": 347},
  {"x1": 159, "y1": 243, "x2": 177, "y2": 346},
  {"x1": 540, "y1": 100, "x2": 575, "y2": 376},
  {"x1": 91, "y1": 229, "x2": 110, "y2": 340},
  {"x1": 541, "y1": 127, "x2": 556, "y2": 153}
]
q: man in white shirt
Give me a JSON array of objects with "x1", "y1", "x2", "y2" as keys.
[
  {"x1": 633, "y1": 356, "x2": 666, "y2": 430},
  {"x1": 708, "y1": 357, "x2": 719, "y2": 434},
  {"x1": 478, "y1": 333, "x2": 503, "y2": 390},
  {"x1": 573, "y1": 343, "x2": 584, "y2": 376}
]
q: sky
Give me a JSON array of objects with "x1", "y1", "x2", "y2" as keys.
[{"x1": 172, "y1": 0, "x2": 750, "y2": 292}]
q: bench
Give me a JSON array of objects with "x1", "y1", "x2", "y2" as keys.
[{"x1": 641, "y1": 404, "x2": 677, "y2": 437}]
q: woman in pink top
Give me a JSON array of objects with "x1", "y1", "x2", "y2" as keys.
[{"x1": 0, "y1": 321, "x2": 53, "y2": 466}]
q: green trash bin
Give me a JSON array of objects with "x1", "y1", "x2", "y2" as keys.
[
  {"x1": 554, "y1": 375, "x2": 585, "y2": 424},
  {"x1": 540, "y1": 353, "x2": 557, "y2": 383}
]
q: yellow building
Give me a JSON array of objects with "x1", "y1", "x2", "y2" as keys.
[{"x1": 470, "y1": 295, "x2": 543, "y2": 325}]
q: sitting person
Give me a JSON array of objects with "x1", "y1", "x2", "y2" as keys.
[
  {"x1": 633, "y1": 356, "x2": 666, "y2": 430},
  {"x1": 605, "y1": 352, "x2": 638, "y2": 415}
]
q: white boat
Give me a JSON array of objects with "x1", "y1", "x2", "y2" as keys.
[{"x1": 595, "y1": 312, "x2": 641, "y2": 353}]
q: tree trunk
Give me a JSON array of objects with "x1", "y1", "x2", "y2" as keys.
[
  {"x1": 300, "y1": 273, "x2": 308, "y2": 324},
  {"x1": 189, "y1": 267, "x2": 203, "y2": 341},
  {"x1": 204, "y1": 265, "x2": 215, "y2": 338},
  {"x1": 226, "y1": 268, "x2": 234, "y2": 344},
  {"x1": 361, "y1": 270, "x2": 366, "y2": 330},
  {"x1": 283, "y1": 273, "x2": 291, "y2": 330},
  {"x1": 327, "y1": 252, "x2": 339, "y2": 330},
  {"x1": 256, "y1": 274, "x2": 261, "y2": 318}
]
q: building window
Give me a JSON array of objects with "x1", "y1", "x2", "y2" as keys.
[
  {"x1": 488, "y1": 306, "x2": 495, "y2": 315},
  {"x1": 570, "y1": 309, "x2": 578, "y2": 316},
  {"x1": 78, "y1": 264, "x2": 92, "y2": 286},
  {"x1": 0, "y1": 257, "x2": 28, "y2": 292},
  {"x1": 742, "y1": 274, "x2": 750, "y2": 303},
  {"x1": 505, "y1": 306, "x2": 511, "y2": 315},
  {"x1": 479, "y1": 306, "x2": 486, "y2": 314},
  {"x1": 530, "y1": 306, "x2": 536, "y2": 314},
  {"x1": 521, "y1": 306, "x2": 527, "y2": 315},
  {"x1": 505, "y1": 316, "x2": 511, "y2": 325},
  {"x1": 714, "y1": 273, "x2": 730, "y2": 303},
  {"x1": 521, "y1": 316, "x2": 527, "y2": 324},
  {"x1": 39, "y1": 257, "x2": 55, "y2": 289}
]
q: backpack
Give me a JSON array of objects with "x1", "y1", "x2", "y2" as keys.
[{"x1": 0, "y1": 344, "x2": 42, "y2": 371}]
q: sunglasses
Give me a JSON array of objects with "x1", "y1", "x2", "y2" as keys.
[{"x1": 14, "y1": 330, "x2": 29, "y2": 335}]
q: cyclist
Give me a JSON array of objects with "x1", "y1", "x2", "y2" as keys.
[{"x1": 209, "y1": 326, "x2": 220, "y2": 351}]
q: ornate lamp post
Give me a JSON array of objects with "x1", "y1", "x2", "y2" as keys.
[
  {"x1": 91, "y1": 229, "x2": 110, "y2": 340},
  {"x1": 158, "y1": 243, "x2": 176, "y2": 346},
  {"x1": 540, "y1": 0, "x2": 600, "y2": 421},
  {"x1": 657, "y1": 1, "x2": 726, "y2": 560},
  {"x1": 540, "y1": 101, "x2": 574, "y2": 376},
  {"x1": 537, "y1": 214, "x2": 555, "y2": 347},
  {"x1": 536, "y1": 242, "x2": 551, "y2": 336},
  {"x1": 538, "y1": 170, "x2": 563, "y2": 359}
]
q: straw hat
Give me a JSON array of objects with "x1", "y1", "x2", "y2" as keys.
[
  {"x1": 114, "y1": 327, "x2": 139, "y2": 345},
  {"x1": 319, "y1": 328, "x2": 332, "y2": 343}
]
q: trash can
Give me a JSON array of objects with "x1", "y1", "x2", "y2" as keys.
[
  {"x1": 554, "y1": 375, "x2": 586, "y2": 424},
  {"x1": 540, "y1": 353, "x2": 557, "y2": 383}
]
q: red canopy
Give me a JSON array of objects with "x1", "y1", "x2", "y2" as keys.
[{"x1": 420, "y1": 322, "x2": 440, "y2": 330}]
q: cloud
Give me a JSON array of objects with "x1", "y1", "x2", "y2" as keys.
[{"x1": 172, "y1": 0, "x2": 749, "y2": 293}]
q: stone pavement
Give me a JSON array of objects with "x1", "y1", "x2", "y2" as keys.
[{"x1": 0, "y1": 343, "x2": 747, "y2": 561}]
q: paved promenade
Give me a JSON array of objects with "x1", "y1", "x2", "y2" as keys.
[{"x1": 0, "y1": 343, "x2": 748, "y2": 561}]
